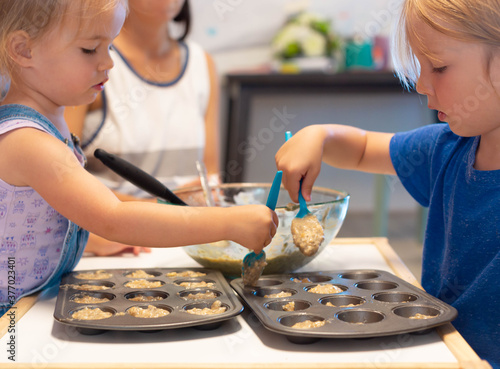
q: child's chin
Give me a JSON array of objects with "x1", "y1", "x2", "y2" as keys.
[
  {"x1": 447, "y1": 120, "x2": 476, "y2": 138},
  {"x1": 80, "y1": 94, "x2": 99, "y2": 105}
]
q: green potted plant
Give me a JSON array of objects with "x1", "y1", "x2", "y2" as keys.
[{"x1": 271, "y1": 12, "x2": 342, "y2": 73}]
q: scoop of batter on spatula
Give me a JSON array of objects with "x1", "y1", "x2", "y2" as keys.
[
  {"x1": 290, "y1": 181, "x2": 324, "y2": 256},
  {"x1": 242, "y1": 171, "x2": 282, "y2": 286},
  {"x1": 242, "y1": 252, "x2": 267, "y2": 286}
]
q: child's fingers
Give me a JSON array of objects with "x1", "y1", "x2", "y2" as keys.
[
  {"x1": 132, "y1": 246, "x2": 151, "y2": 255},
  {"x1": 281, "y1": 171, "x2": 302, "y2": 203},
  {"x1": 300, "y1": 181, "x2": 313, "y2": 202},
  {"x1": 271, "y1": 210, "x2": 279, "y2": 233},
  {"x1": 300, "y1": 169, "x2": 320, "y2": 202},
  {"x1": 248, "y1": 209, "x2": 279, "y2": 254}
]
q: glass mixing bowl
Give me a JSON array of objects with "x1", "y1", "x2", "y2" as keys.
[{"x1": 174, "y1": 183, "x2": 349, "y2": 278}]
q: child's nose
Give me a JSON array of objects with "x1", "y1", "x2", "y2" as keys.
[
  {"x1": 98, "y1": 51, "x2": 114, "y2": 72},
  {"x1": 415, "y1": 73, "x2": 433, "y2": 96}
]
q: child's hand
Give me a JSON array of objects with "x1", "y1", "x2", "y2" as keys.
[
  {"x1": 84, "y1": 233, "x2": 152, "y2": 256},
  {"x1": 275, "y1": 126, "x2": 326, "y2": 203},
  {"x1": 226, "y1": 205, "x2": 278, "y2": 254}
]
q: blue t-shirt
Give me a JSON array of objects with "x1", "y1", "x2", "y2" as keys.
[{"x1": 390, "y1": 124, "x2": 500, "y2": 368}]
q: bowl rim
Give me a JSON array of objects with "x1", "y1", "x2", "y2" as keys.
[{"x1": 173, "y1": 182, "x2": 350, "y2": 207}]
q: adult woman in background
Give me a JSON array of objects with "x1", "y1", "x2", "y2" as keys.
[{"x1": 66, "y1": 0, "x2": 220, "y2": 255}]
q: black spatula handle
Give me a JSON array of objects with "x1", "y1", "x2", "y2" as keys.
[{"x1": 94, "y1": 149, "x2": 187, "y2": 206}]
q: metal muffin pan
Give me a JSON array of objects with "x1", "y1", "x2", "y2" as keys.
[
  {"x1": 54, "y1": 268, "x2": 243, "y2": 334},
  {"x1": 231, "y1": 269, "x2": 457, "y2": 342}
]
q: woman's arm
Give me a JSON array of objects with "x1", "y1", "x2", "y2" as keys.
[{"x1": 203, "y1": 52, "x2": 221, "y2": 181}]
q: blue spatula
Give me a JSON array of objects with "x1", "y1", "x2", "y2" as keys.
[
  {"x1": 296, "y1": 181, "x2": 311, "y2": 218},
  {"x1": 241, "y1": 170, "x2": 282, "y2": 285}
]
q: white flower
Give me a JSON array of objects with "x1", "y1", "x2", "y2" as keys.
[
  {"x1": 271, "y1": 11, "x2": 338, "y2": 59},
  {"x1": 272, "y1": 24, "x2": 304, "y2": 54},
  {"x1": 301, "y1": 29, "x2": 326, "y2": 57}
]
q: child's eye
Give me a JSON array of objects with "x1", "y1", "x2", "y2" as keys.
[
  {"x1": 81, "y1": 48, "x2": 97, "y2": 55},
  {"x1": 432, "y1": 66, "x2": 447, "y2": 73}
]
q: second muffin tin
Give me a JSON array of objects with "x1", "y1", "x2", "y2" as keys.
[
  {"x1": 54, "y1": 268, "x2": 243, "y2": 334},
  {"x1": 231, "y1": 269, "x2": 457, "y2": 342}
]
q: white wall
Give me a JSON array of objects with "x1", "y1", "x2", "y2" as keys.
[
  {"x1": 189, "y1": 0, "x2": 404, "y2": 73},
  {"x1": 190, "y1": 0, "x2": 402, "y2": 52}
]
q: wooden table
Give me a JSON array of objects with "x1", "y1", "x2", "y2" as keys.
[{"x1": 0, "y1": 238, "x2": 490, "y2": 369}]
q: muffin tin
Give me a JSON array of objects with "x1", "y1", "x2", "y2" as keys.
[
  {"x1": 54, "y1": 268, "x2": 243, "y2": 334},
  {"x1": 230, "y1": 269, "x2": 457, "y2": 343}
]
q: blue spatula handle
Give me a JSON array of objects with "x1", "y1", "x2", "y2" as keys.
[{"x1": 266, "y1": 171, "x2": 282, "y2": 211}]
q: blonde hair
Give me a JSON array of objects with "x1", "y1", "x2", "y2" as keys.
[
  {"x1": 392, "y1": 0, "x2": 500, "y2": 89},
  {"x1": 0, "y1": 0, "x2": 127, "y2": 88}
]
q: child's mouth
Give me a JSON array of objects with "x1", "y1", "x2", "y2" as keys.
[
  {"x1": 438, "y1": 111, "x2": 447, "y2": 121},
  {"x1": 93, "y1": 79, "x2": 108, "y2": 91}
]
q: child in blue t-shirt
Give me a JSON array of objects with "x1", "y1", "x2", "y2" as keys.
[{"x1": 276, "y1": 0, "x2": 499, "y2": 367}]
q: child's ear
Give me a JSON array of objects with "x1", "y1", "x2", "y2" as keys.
[
  {"x1": 491, "y1": 51, "x2": 500, "y2": 91},
  {"x1": 6, "y1": 30, "x2": 33, "y2": 67}
]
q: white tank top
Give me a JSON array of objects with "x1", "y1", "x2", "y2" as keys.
[{"x1": 81, "y1": 40, "x2": 210, "y2": 196}]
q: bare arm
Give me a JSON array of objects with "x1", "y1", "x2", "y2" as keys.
[
  {"x1": 203, "y1": 52, "x2": 221, "y2": 181},
  {"x1": 275, "y1": 124, "x2": 395, "y2": 202},
  {"x1": 0, "y1": 128, "x2": 278, "y2": 252}
]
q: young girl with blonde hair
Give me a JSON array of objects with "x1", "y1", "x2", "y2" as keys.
[
  {"x1": 0, "y1": 0, "x2": 277, "y2": 313},
  {"x1": 276, "y1": 0, "x2": 499, "y2": 367}
]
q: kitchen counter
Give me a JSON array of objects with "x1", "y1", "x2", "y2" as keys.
[{"x1": 0, "y1": 238, "x2": 490, "y2": 369}]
